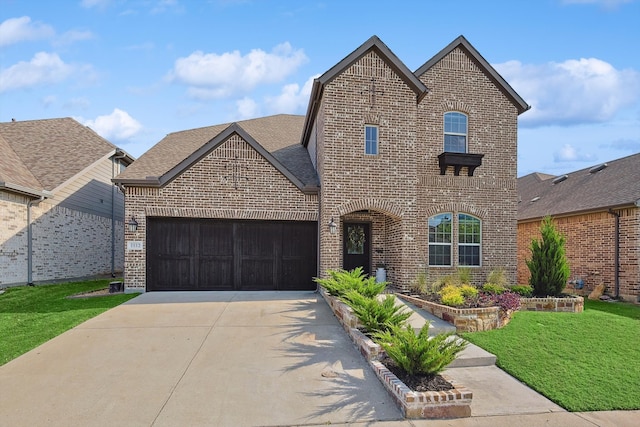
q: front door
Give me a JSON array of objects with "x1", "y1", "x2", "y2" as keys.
[{"x1": 343, "y1": 222, "x2": 371, "y2": 275}]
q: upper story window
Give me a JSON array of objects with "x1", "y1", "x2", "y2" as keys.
[
  {"x1": 365, "y1": 125, "x2": 378, "y2": 155},
  {"x1": 444, "y1": 112, "x2": 467, "y2": 153}
]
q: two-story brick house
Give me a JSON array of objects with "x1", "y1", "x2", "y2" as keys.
[{"x1": 114, "y1": 35, "x2": 529, "y2": 292}]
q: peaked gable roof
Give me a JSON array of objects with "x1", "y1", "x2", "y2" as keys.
[
  {"x1": 114, "y1": 114, "x2": 319, "y2": 193},
  {"x1": 0, "y1": 134, "x2": 46, "y2": 197},
  {"x1": 518, "y1": 152, "x2": 640, "y2": 221},
  {"x1": 415, "y1": 35, "x2": 530, "y2": 115},
  {"x1": 302, "y1": 35, "x2": 430, "y2": 146},
  {"x1": 0, "y1": 117, "x2": 128, "y2": 193}
]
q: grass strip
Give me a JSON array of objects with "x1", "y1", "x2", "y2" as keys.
[
  {"x1": 0, "y1": 280, "x2": 138, "y2": 366},
  {"x1": 461, "y1": 299, "x2": 640, "y2": 412}
]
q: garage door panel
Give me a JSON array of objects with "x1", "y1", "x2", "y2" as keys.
[
  {"x1": 239, "y1": 259, "x2": 275, "y2": 290},
  {"x1": 198, "y1": 258, "x2": 233, "y2": 290},
  {"x1": 147, "y1": 218, "x2": 316, "y2": 291},
  {"x1": 200, "y1": 222, "x2": 233, "y2": 256}
]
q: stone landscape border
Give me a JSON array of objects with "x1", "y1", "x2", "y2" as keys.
[
  {"x1": 319, "y1": 288, "x2": 472, "y2": 419},
  {"x1": 397, "y1": 294, "x2": 504, "y2": 332},
  {"x1": 520, "y1": 296, "x2": 584, "y2": 312}
]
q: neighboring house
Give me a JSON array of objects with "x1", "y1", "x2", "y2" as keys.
[
  {"x1": 0, "y1": 118, "x2": 134, "y2": 286},
  {"x1": 517, "y1": 153, "x2": 640, "y2": 302},
  {"x1": 114, "y1": 35, "x2": 529, "y2": 292}
]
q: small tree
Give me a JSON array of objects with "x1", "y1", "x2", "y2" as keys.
[{"x1": 526, "y1": 216, "x2": 570, "y2": 297}]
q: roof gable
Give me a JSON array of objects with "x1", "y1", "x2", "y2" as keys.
[
  {"x1": 518, "y1": 152, "x2": 640, "y2": 220},
  {"x1": 301, "y1": 35, "x2": 429, "y2": 146},
  {"x1": 115, "y1": 114, "x2": 317, "y2": 190},
  {"x1": 117, "y1": 121, "x2": 318, "y2": 194},
  {"x1": 0, "y1": 134, "x2": 46, "y2": 197},
  {"x1": 415, "y1": 35, "x2": 529, "y2": 115},
  {"x1": 0, "y1": 118, "x2": 120, "y2": 191}
]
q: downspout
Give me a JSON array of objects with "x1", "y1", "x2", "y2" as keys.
[
  {"x1": 27, "y1": 196, "x2": 45, "y2": 285},
  {"x1": 608, "y1": 209, "x2": 620, "y2": 299},
  {"x1": 111, "y1": 151, "x2": 127, "y2": 277}
]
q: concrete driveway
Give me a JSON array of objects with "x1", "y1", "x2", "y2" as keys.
[{"x1": 0, "y1": 291, "x2": 402, "y2": 427}]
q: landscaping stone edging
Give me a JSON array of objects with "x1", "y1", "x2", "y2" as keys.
[
  {"x1": 397, "y1": 294, "x2": 505, "y2": 332},
  {"x1": 520, "y1": 296, "x2": 584, "y2": 312},
  {"x1": 319, "y1": 288, "x2": 472, "y2": 419}
]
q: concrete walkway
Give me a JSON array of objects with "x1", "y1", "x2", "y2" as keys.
[{"x1": 0, "y1": 291, "x2": 637, "y2": 426}]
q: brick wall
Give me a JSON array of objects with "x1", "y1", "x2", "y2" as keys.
[
  {"x1": 315, "y1": 47, "x2": 520, "y2": 290},
  {"x1": 123, "y1": 134, "x2": 319, "y2": 290},
  {"x1": 518, "y1": 208, "x2": 640, "y2": 301},
  {"x1": 1, "y1": 191, "x2": 124, "y2": 286}
]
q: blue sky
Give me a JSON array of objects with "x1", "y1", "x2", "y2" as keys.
[{"x1": 1, "y1": 0, "x2": 639, "y2": 176}]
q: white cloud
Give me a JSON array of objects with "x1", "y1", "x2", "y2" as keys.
[
  {"x1": 236, "y1": 97, "x2": 260, "y2": 119},
  {"x1": 41, "y1": 95, "x2": 56, "y2": 108},
  {"x1": 0, "y1": 16, "x2": 54, "y2": 47},
  {"x1": 168, "y1": 42, "x2": 308, "y2": 99},
  {"x1": 80, "y1": 0, "x2": 111, "y2": 9},
  {"x1": 0, "y1": 52, "x2": 74, "y2": 92},
  {"x1": 265, "y1": 74, "x2": 317, "y2": 114},
  {"x1": 496, "y1": 58, "x2": 640, "y2": 127},
  {"x1": 553, "y1": 144, "x2": 596, "y2": 162},
  {"x1": 81, "y1": 108, "x2": 143, "y2": 141},
  {"x1": 54, "y1": 29, "x2": 94, "y2": 46},
  {"x1": 562, "y1": 0, "x2": 633, "y2": 9},
  {"x1": 63, "y1": 97, "x2": 91, "y2": 110}
]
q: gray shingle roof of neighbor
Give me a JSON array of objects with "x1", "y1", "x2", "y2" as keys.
[
  {"x1": 115, "y1": 114, "x2": 319, "y2": 191},
  {"x1": 0, "y1": 117, "x2": 126, "y2": 193},
  {"x1": 517, "y1": 152, "x2": 640, "y2": 221},
  {"x1": 0, "y1": 133, "x2": 44, "y2": 195}
]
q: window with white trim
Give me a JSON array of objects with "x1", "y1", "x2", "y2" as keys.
[
  {"x1": 365, "y1": 125, "x2": 378, "y2": 155},
  {"x1": 428, "y1": 212, "x2": 482, "y2": 267},
  {"x1": 428, "y1": 213, "x2": 452, "y2": 266},
  {"x1": 458, "y1": 213, "x2": 481, "y2": 266},
  {"x1": 444, "y1": 112, "x2": 467, "y2": 153}
]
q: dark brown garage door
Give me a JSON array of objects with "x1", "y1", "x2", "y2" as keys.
[{"x1": 146, "y1": 218, "x2": 317, "y2": 291}]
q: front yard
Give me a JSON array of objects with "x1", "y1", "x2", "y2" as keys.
[
  {"x1": 461, "y1": 299, "x2": 640, "y2": 411},
  {"x1": 0, "y1": 280, "x2": 138, "y2": 366}
]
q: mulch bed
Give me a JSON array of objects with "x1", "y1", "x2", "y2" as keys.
[{"x1": 380, "y1": 356, "x2": 454, "y2": 392}]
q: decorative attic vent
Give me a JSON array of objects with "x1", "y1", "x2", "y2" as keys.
[
  {"x1": 552, "y1": 174, "x2": 568, "y2": 184},
  {"x1": 589, "y1": 163, "x2": 608, "y2": 174}
]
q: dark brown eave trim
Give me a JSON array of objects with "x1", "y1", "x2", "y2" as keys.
[
  {"x1": 302, "y1": 35, "x2": 429, "y2": 147},
  {"x1": 517, "y1": 202, "x2": 638, "y2": 224},
  {"x1": 115, "y1": 123, "x2": 312, "y2": 194},
  {"x1": 414, "y1": 35, "x2": 530, "y2": 115}
]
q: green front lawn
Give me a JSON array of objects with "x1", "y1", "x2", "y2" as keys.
[
  {"x1": 0, "y1": 280, "x2": 139, "y2": 366},
  {"x1": 461, "y1": 299, "x2": 640, "y2": 412}
]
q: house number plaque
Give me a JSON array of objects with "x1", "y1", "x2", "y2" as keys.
[{"x1": 127, "y1": 241, "x2": 144, "y2": 251}]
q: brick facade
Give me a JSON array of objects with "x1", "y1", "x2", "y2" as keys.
[
  {"x1": 517, "y1": 208, "x2": 640, "y2": 302},
  {"x1": 1, "y1": 191, "x2": 124, "y2": 286},
  {"x1": 120, "y1": 36, "x2": 525, "y2": 293},
  {"x1": 315, "y1": 47, "x2": 520, "y2": 291},
  {"x1": 123, "y1": 135, "x2": 318, "y2": 290}
]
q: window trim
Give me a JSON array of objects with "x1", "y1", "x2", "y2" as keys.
[
  {"x1": 457, "y1": 213, "x2": 482, "y2": 267},
  {"x1": 443, "y1": 112, "x2": 468, "y2": 153},
  {"x1": 428, "y1": 213, "x2": 453, "y2": 267},
  {"x1": 428, "y1": 212, "x2": 482, "y2": 268},
  {"x1": 364, "y1": 124, "x2": 379, "y2": 155}
]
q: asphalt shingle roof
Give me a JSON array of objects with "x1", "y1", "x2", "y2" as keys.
[
  {"x1": 116, "y1": 114, "x2": 319, "y2": 187},
  {"x1": 0, "y1": 117, "x2": 118, "y2": 192},
  {"x1": 518, "y1": 153, "x2": 640, "y2": 220}
]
